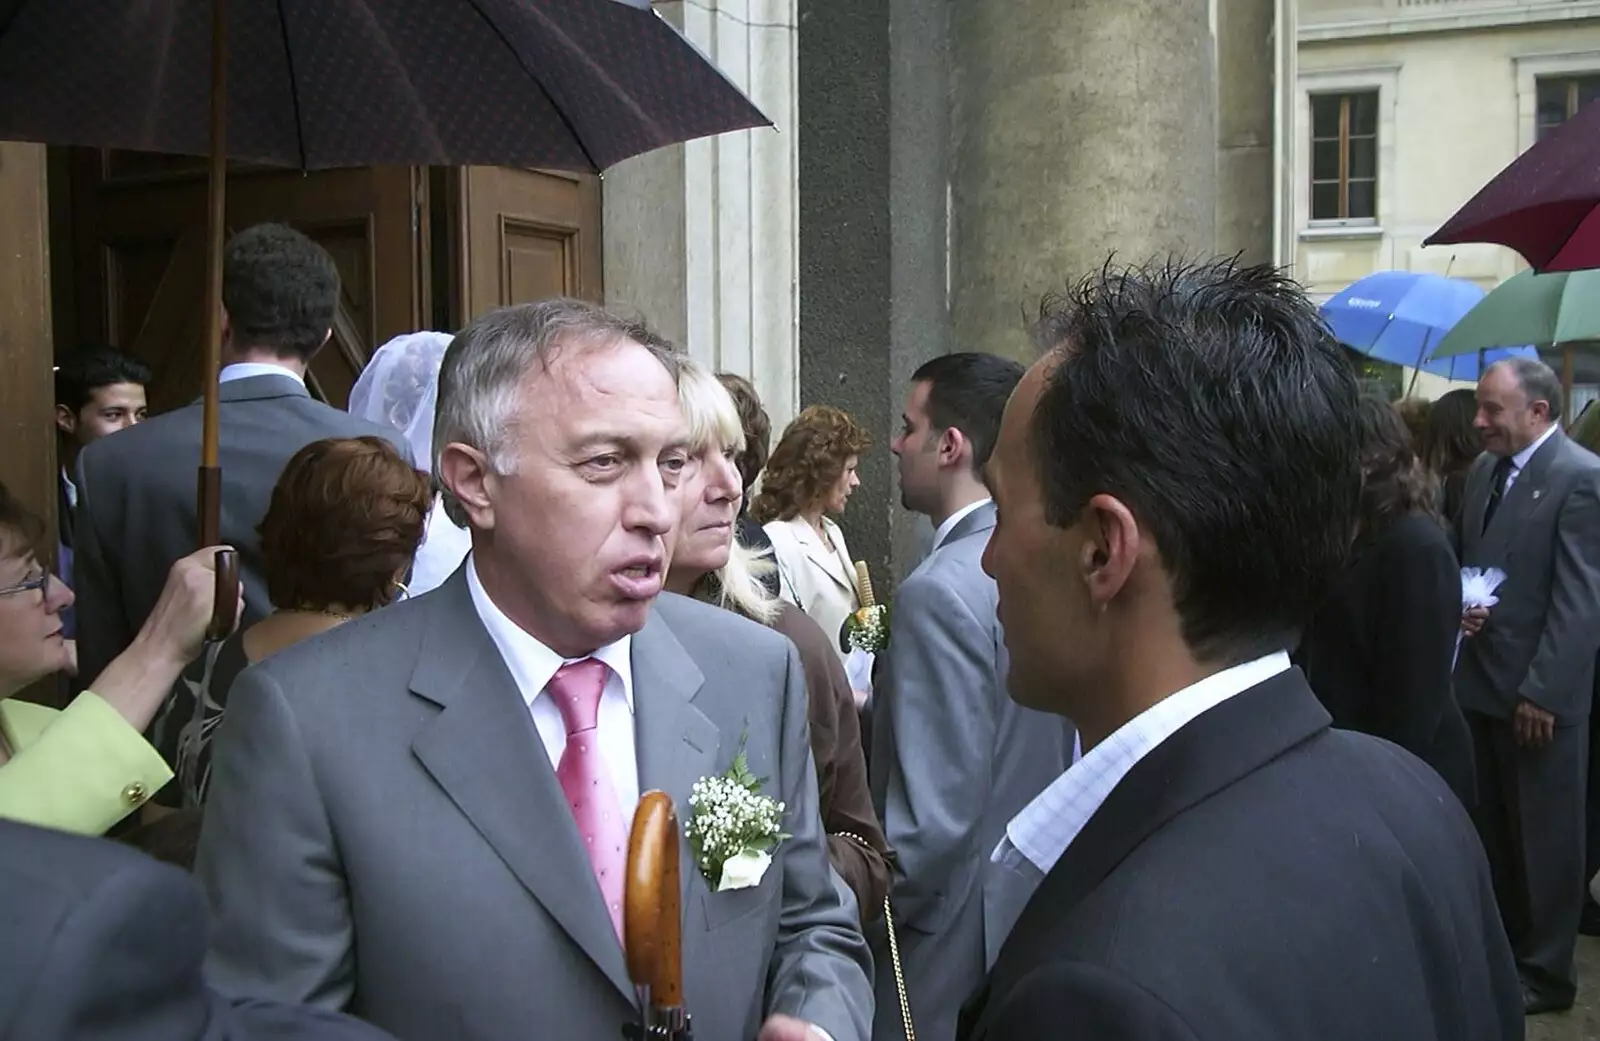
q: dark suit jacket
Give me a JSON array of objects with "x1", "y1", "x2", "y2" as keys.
[
  {"x1": 72, "y1": 374, "x2": 411, "y2": 685},
  {"x1": 959, "y1": 670, "x2": 1521, "y2": 1041},
  {"x1": 1296, "y1": 511, "x2": 1475, "y2": 807},
  {"x1": 0, "y1": 819, "x2": 391, "y2": 1041},
  {"x1": 1454, "y1": 430, "x2": 1600, "y2": 723}
]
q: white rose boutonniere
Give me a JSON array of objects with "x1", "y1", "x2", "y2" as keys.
[{"x1": 685, "y1": 744, "x2": 789, "y2": 892}]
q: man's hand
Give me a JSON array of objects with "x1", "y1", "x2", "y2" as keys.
[
  {"x1": 758, "y1": 1015, "x2": 827, "y2": 1041},
  {"x1": 1514, "y1": 698, "x2": 1556, "y2": 749},
  {"x1": 136, "y1": 546, "x2": 241, "y2": 665},
  {"x1": 1461, "y1": 606, "x2": 1489, "y2": 637}
]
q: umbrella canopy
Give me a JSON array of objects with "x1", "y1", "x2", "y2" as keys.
[
  {"x1": 0, "y1": 0, "x2": 771, "y2": 171},
  {"x1": 1424, "y1": 99, "x2": 1600, "y2": 273},
  {"x1": 1320, "y1": 271, "x2": 1487, "y2": 372},
  {"x1": 1431, "y1": 269, "x2": 1600, "y2": 359}
]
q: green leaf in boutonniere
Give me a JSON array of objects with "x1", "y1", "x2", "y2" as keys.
[{"x1": 684, "y1": 740, "x2": 790, "y2": 892}]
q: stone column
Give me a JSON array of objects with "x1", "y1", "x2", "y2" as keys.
[
  {"x1": 1216, "y1": 0, "x2": 1278, "y2": 265},
  {"x1": 603, "y1": 0, "x2": 801, "y2": 435},
  {"x1": 949, "y1": 0, "x2": 1218, "y2": 361}
]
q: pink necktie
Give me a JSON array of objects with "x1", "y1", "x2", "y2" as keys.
[{"x1": 546, "y1": 658, "x2": 629, "y2": 942}]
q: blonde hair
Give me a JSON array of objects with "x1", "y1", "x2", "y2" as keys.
[{"x1": 675, "y1": 359, "x2": 781, "y2": 625}]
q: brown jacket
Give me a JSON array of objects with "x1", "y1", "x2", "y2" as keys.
[{"x1": 771, "y1": 601, "x2": 893, "y2": 921}]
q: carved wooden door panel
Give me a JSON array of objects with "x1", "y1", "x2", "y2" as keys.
[{"x1": 68, "y1": 151, "x2": 425, "y2": 413}]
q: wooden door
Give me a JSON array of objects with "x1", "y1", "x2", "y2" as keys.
[
  {"x1": 66, "y1": 152, "x2": 426, "y2": 413},
  {"x1": 445, "y1": 167, "x2": 601, "y2": 327}
]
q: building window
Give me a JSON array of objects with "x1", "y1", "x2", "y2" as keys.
[
  {"x1": 1310, "y1": 91, "x2": 1378, "y2": 222},
  {"x1": 1537, "y1": 75, "x2": 1600, "y2": 140}
]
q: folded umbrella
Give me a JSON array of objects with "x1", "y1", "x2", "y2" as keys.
[{"x1": 1425, "y1": 99, "x2": 1600, "y2": 273}]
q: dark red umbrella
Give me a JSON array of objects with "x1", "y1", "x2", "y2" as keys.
[{"x1": 1425, "y1": 99, "x2": 1600, "y2": 273}]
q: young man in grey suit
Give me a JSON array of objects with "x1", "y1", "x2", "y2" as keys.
[
  {"x1": 1454, "y1": 357, "x2": 1600, "y2": 1015},
  {"x1": 0, "y1": 819, "x2": 393, "y2": 1041},
  {"x1": 72, "y1": 224, "x2": 412, "y2": 687},
  {"x1": 195, "y1": 300, "x2": 871, "y2": 1041},
  {"x1": 870, "y1": 353, "x2": 1076, "y2": 1041}
]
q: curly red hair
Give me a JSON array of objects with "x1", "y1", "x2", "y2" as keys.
[
  {"x1": 749, "y1": 405, "x2": 870, "y2": 523},
  {"x1": 258, "y1": 437, "x2": 431, "y2": 611}
]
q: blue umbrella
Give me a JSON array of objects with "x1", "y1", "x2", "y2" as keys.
[
  {"x1": 1418, "y1": 344, "x2": 1539, "y2": 382},
  {"x1": 1320, "y1": 271, "x2": 1488, "y2": 376}
]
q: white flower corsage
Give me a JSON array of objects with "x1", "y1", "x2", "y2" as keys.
[
  {"x1": 844, "y1": 560, "x2": 891, "y2": 653},
  {"x1": 685, "y1": 745, "x2": 788, "y2": 892}
]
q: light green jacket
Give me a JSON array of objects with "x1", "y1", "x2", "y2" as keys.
[{"x1": 0, "y1": 692, "x2": 173, "y2": 835}]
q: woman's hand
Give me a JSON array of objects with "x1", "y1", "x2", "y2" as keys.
[{"x1": 136, "y1": 547, "x2": 241, "y2": 667}]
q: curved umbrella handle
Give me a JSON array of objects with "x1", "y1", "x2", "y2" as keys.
[
  {"x1": 625, "y1": 790, "x2": 684, "y2": 1011},
  {"x1": 206, "y1": 548, "x2": 240, "y2": 643}
]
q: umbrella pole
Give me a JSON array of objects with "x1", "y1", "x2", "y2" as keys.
[
  {"x1": 1563, "y1": 343, "x2": 1574, "y2": 427},
  {"x1": 199, "y1": 0, "x2": 239, "y2": 638}
]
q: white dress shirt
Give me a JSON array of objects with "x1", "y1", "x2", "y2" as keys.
[
  {"x1": 60, "y1": 468, "x2": 78, "y2": 509},
  {"x1": 218, "y1": 361, "x2": 305, "y2": 385},
  {"x1": 465, "y1": 556, "x2": 640, "y2": 814},
  {"x1": 1502, "y1": 422, "x2": 1558, "y2": 496},
  {"x1": 993, "y1": 652, "x2": 1292, "y2": 876},
  {"x1": 930, "y1": 497, "x2": 991, "y2": 554}
]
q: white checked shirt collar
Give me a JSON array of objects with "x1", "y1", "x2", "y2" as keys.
[
  {"x1": 931, "y1": 497, "x2": 991, "y2": 553},
  {"x1": 993, "y1": 651, "x2": 1291, "y2": 876},
  {"x1": 465, "y1": 555, "x2": 634, "y2": 711},
  {"x1": 218, "y1": 361, "x2": 305, "y2": 386}
]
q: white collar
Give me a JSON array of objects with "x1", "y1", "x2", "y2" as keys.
[
  {"x1": 1509, "y1": 423, "x2": 1558, "y2": 472},
  {"x1": 931, "y1": 498, "x2": 991, "y2": 553},
  {"x1": 465, "y1": 554, "x2": 634, "y2": 712},
  {"x1": 60, "y1": 469, "x2": 77, "y2": 508},
  {"x1": 995, "y1": 652, "x2": 1292, "y2": 875},
  {"x1": 219, "y1": 361, "x2": 306, "y2": 386}
]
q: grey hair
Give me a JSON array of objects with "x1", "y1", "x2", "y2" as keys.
[
  {"x1": 1492, "y1": 356, "x2": 1564, "y2": 423},
  {"x1": 675, "y1": 357, "x2": 780, "y2": 625},
  {"x1": 432, "y1": 298, "x2": 681, "y2": 524}
]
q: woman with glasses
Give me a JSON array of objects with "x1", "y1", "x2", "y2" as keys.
[
  {"x1": 151, "y1": 436, "x2": 429, "y2": 809},
  {"x1": 0, "y1": 481, "x2": 233, "y2": 836}
]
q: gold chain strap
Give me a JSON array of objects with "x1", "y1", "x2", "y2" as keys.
[{"x1": 833, "y1": 832, "x2": 914, "y2": 1041}]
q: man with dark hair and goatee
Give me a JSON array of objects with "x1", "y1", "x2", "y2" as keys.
[{"x1": 959, "y1": 258, "x2": 1520, "y2": 1041}]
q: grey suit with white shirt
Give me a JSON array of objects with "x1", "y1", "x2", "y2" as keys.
[
  {"x1": 868, "y1": 503, "x2": 1075, "y2": 1041},
  {"x1": 194, "y1": 570, "x2": 872, "y2": 1041}
]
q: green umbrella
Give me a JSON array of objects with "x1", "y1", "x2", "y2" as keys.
[{"x1": 1431, "y1": 269, "x2": 1600, "y2": 358}]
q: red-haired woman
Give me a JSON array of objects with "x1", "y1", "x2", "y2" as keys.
[{"x1": 154, "y1": 436, "x2": 429, "y2": 808}]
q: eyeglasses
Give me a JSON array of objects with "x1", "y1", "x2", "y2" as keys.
[{"x1": 0, "y1": 570, "x2": 50, "y2": 600}]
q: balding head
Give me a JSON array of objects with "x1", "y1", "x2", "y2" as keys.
[{"x1": 1476, "y1": 357, "x2": 1560, "y2": 457}]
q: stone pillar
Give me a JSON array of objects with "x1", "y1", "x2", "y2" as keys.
[
  {"x1": 949, "y1": 0, "x2": 1218, "y2": 361},
  {"x1": 603, "y1": 0, "x2": 801, "y2": 435},
  {"x1": 0, "y1": 143, "x2": 56, "y2": 539},
  {"x1": 1216, "y1": 0, "x2": 1278, "y2": 265}
]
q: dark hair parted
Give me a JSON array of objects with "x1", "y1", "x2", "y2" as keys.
[
  {"x1": 1029, "y1": 257, "x2": 1362, "y2": 663},
  {"x1": 0, "y1": 481, "x2": 46, "y2": 563},
  {"x1": 1355, "y1": 395, "x2": 1438, "y2": 535},
  {"x1": 717, "y1": 372, "x2": 771, "y2": 495},
  {"x1": 748, "y1": 406, "x2": 871, "y2": 524},
  {"x1": 222, "y1": 223, "x2": 340, "y2": 361},
  {"x1": 912, "y1": 353, "x2": 1025, "y2": 475},
  {"x1": 258, "y1": 437, "x2": 430, "y2": 612},
  {"x1": 54, "y1": 345, "x2": 151, "y2": 412}
]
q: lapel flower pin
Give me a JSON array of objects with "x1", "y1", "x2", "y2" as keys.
[{"x1": 685, "y1": 741, "x2": 789, "y2": 892}]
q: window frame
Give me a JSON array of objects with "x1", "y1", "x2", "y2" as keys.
[
  {"x1": 1309, "y1": 90, "x2": 1380, "y2": 223},
  {"x1": 1295, "y1": 64, "x2": 1398, "y2": 237}
]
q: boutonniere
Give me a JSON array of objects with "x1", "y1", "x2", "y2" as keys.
[
  {"x1": 845, "y1": 560, "x2": 891, "y2": 653},
  {"x1": 685, "y1": 742, "x2": 789, "y2": 892}
]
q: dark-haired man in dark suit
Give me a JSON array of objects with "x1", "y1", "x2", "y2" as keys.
[{"x1": 958, "y1": 259, "x2": 1520, "y2": 1041}]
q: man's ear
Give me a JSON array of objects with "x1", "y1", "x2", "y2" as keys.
[
  {"x1": 55, "y1": 404, "x2": 77, "y2": 438},
  {"x1": 437, "y1": 443, "x2": 497, "y2": 531},
  {"x1": 937, "y1": 426, "x2": 970, "y2": 469},
  {"x1": 1080, "y1": 493, "x2": 1141, "y2": 610}
]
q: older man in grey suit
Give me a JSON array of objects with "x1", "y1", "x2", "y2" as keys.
[
  {"x1": 72, "y1": 224, "x2": 410, "y2": 688},
  {"x1": 870, "y1": 354, "x2": 1076, "y2": 1041},
  {"x1": 195, "y1": 300, "x2": 871, "y2": 1041},
  {"x1": 1456, "y1": 357, "x2": 1600, "y2": 1015}
]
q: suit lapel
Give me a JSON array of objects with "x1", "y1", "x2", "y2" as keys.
[
  {"x1": 1480, "y1": 433, "x2": 1562, "y2": 559},
  {"x1": 978, "y1": 670, "x2": 1331, "y2": 1034},
  {"x1": 793, "y1": 520, "x2": 855, "y2": 596},
  {"x1": 408, "y1": 574, "x2": 634, "y2": 1002},
  {"x1": 631, "y1": 607, "x2": 719, "y2": 909}
]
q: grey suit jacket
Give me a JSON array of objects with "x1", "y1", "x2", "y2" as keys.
[
  {"x1": 194, "y1": 573, "x2": 872, "y2": 1041},
  {"x1": 0, "y1": 819, "x2": 392, "y2": 1041},
  {"x1": 72, "y1": 374, "x2": 411, "y2": 684},
  {"x1": 867, "y1": 504, "x2": 1075, "y2": 1041},
  {"x1": 1454, "y1": 430, "x2": 1600, "y2": 723}
]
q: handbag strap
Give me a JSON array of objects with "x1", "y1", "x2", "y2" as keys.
[{"x1": 833, "y1": 831, "x2": 915, "y2": 1041}]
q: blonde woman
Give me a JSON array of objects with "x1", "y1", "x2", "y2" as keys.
[
  {"x1": 749, "y1": 406, "x2": 870, "y2": 658},
  {"x1": 664, "y1": 364, "x2": 891, "y2": 921}
]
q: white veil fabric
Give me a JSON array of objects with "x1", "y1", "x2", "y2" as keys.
[{"x1": 348, "y1": 331, "x2": 471, "y2": 595}]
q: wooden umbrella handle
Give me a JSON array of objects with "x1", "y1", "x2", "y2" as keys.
[
  {"x1": 624, "y1": 790, "x2": 684, "y2": 1010},
  {"x1": 197, "y1": 467, "x2": 239, "y2": 642}
]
